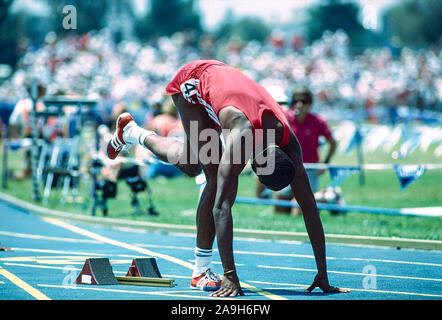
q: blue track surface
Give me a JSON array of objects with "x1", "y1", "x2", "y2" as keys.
[{"x1": 0, "y1": 200, "x2": 441, "y2": 300}]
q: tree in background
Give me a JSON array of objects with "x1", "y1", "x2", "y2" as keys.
[
  {"x1": 0, "y1": 0, "x2": 17, "y2": 66},
  {"x1": 382, "y1": 0, "x2": 442, "y2": 48},
  {"x1": 46, "y1": 0, "x2": 108, "y2": 36},
  {"x1": 305, "y1": 0, "x2": 380, "y2": 50},
  {"x1": 1, "y1": 0, "x2": 441, "y2": 67},
  {"x1": 135, "y1": 0, "x2": 202, "y2": 40},
  {"x1": 306, "y1": 0, "x2": 364, "y2": 40},
  {"x1": 214, "y1": 9, "x2": 271, "y2": 43},
  {"x1": 0, "y1": 0, "x2": 13, "y2": 29},
  {"x1": 0, "y1": 0, "x2": 111, "y2": 66}
]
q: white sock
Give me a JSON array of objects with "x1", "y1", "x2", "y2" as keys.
[
  {"x1": 123, "y1": 122, "x2": 155, "y2": 146},
  {"x1": 192, "y1": 247, "x2": 213, "y2": 277}
]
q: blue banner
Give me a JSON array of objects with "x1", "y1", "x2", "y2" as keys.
[
  {"x1": 328, "y1": 166, "x2": 360, "y2": 187},
  {"x1": 393, "y1": 164, "x2": 426, "y2": 190},
  {"x1": 344, "y1": 129, "x2": 363, "y2": 154},
  {"x1": 398, "y1": 131, "x2": 421, "y2": 158}
]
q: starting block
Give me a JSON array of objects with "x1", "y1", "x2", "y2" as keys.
[
  {"x1": 117, "y1": 258, "x2": 175, "y2": 287},
  {"x1": 75, "y1": 257, "x2": 175, "y2": 287},
  {"x1": 75, "y1": 258, "x2": 119, "y2": 285},
  {"x1": 125, "y1": 258, "x2": 162, "y2": 278},
  {"x1": 115, "y1": 276, "x2": 175, "y2": 287}
]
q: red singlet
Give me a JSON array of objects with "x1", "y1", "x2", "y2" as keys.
[{"x1": 165, "y1": 60, "x2": 291, "y2": 147}]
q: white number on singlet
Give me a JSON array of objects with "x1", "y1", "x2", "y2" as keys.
[{"x1": 180, "y1": 78, "x2": 199, "y2": 104}]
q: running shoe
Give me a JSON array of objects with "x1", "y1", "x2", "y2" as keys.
[
  {"x1": 106, "y1": 112, "x2": 134, "y2": 160},
  {"x1": 190, "y1": 268, "x2": 222, "y2": 291}
]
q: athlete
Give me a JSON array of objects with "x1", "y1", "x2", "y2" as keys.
[{"x1": 106, "y1": 60, "x2": 349, "y2": 297}]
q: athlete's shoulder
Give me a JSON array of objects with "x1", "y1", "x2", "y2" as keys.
[
  {"x1": 166, "y1": 60, "x2": 227, "y2": 95},
  {"x1": 181, "y1": 59, "x2": 227, "y2": 70}
]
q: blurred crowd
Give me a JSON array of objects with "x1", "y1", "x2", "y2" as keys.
[{"x1": 0, "y1": 28, "x2": 441, "y2": 129}]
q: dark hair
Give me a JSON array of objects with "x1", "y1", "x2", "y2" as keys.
[
  {"x1": 251, "y1": 145, "x2": 295, "y2": 191},
  {"x1": 291, "y1": 85, "x2": 313, "y2": 105}
]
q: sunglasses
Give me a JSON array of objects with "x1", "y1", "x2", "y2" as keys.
[{"x1": 292, "y1": 98, "x2": 310, "y2": 104}]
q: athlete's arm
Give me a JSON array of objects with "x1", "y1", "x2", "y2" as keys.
[
  {"x1": 284, "y1": 132, "x2": 349, "y2": 293},
  {"x1": 209, "y1": 128, "x2": 248, "y2": 298}
]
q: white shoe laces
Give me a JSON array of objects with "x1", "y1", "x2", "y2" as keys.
[
  {"x1": 120, "y1": 143, "x2": 133, "y2": 153},
  {"x1": 205, "y1": 268, "x2": 221, "y2": 282}
]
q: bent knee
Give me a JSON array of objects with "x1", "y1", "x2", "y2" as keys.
[{"x1": 183, "y1": 163, "x2": 202, "y2": 177}]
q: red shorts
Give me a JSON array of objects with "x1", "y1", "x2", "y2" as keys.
[{"x1": 165, "y1": 60, "x2": 291, "y2": 147}]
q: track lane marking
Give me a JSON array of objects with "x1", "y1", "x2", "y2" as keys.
[
  {"x1": 8, "y1": 247, "x2": 108, "y2": 256},
  {"x1": 3, "y1": 262, "x2": 192, "y2": 280},
  {"x1": 42, "y1": 217, "x2": 286, "y2": 300},
  {"x1": 1, "y1": 258, "x2": 133, "y2": 265},
  {"x1": 1, "y1": 256, "x2": 108, "y2": 263},
  {"x1": 37, "y1": 284, "x2": 237, "y2": 300},
  {"x1": 8, "y1": 229, "x2": 437, "y2": 268},
  {"x1": 248, "y1": 280, "x2": 442, "y2": 298},
  {"x1": 0, "y1": 230, "x2": 102, "y2": 244},
  {"x1": 135, "y1": 243, "x2": 442, "y2": 267},
  {"x1": 42, "y1": 217, "x2": 195, "y2": 269},
  {"x1": 257, "y1": 265, "x2": 442, "y2": 282},
  {"x1": 0, "y1": 265, "x2": 51, "y2": 300}
]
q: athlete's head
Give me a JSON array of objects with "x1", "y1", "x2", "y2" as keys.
[{"x1": 251, "y1": 145, "x2": 295, "y2": 191}]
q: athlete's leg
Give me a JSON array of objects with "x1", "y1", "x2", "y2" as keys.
[
  {"x1": 143, "y1": 134, "x2": 202, "y2": 177},
  {"x1": 108, "y1": 112, "x2": 202, "y2": 177},
  {"x1": 171, "y1": 93, "x2": 223, "y2": 250},
  {"x1": 171, "y1": 93, "x2": 225, "y2": 289}
]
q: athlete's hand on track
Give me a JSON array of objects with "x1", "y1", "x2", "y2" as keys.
[
  {"x1": 209, "y1": 272, "x2": 244, "y2": 297},
  {"x1": 305, "y1": 272, "x2": 350, "y2": 293}
]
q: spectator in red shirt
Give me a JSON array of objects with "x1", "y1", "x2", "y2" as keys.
[
  {"x1": 147, "y1": 96, "x2": 183, "y2": 137},
  {"x1": 275, "y1": 86, "x2": 336, "y2": 215}
]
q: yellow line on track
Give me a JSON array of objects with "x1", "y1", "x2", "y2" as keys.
[
  {"x1": 4, "y1": 263, "x2": 82, "y2": 272},
  {"x1": 10, "y1": 247, "x2": 108, "y2": 256},
  {"x1": 1, "y1": 255, "x2": 106, "y2": 263},
  {"x1": 42, "y1": 217, "x2": 286, "y2": 300},
  {"x1": 0, "y1": 230, "x2": 102, "y2": 244},
  {"x1": 2, "y1": 258, "x2": 132, "y2": 265},
  {"x1": 0, "y1": 266, "x2": 51, "y2": 300},
  {"x1": 42, "y1": 217, "x2": 195, "y2": 269},
  {"x1": 3, "y1": 262, "x2": 192, "y2": 280}
]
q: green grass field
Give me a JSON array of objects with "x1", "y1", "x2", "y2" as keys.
[{"x1": 1, "y1": 140, "x2": 441, "y2": 240}]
